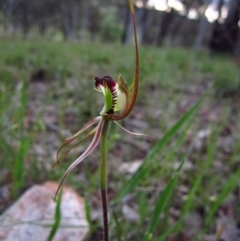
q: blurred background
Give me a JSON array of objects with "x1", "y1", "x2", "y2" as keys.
[
  {"x1": 0, "y1": 0, "x2": 239, "y2": 55},
  {"x1": 0, "y1": 1, "x2": 240, "y2": 240}
]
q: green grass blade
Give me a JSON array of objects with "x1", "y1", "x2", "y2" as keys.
[
  {"x1": 147, "y1": 95, "x2": 204, "y2": 160},
  {"x1": 112, "y1": 211, "x2": 124, "y2": 241},
  {"x1": 154, "y1": 217, "x2": 183, "y2": 241},
  {"x1": 12, "y1": 80, "x2": 30, "y2": 197},
  {"x1": 204, "y1": 167, "x2": 240, "y2": 226},
  {"x1": 114, "y1": 95, "x2": 205, "y2": 202},
  {"x1": 47, "y1": 189, "x2": 62, "y2": 241},
  {"x1": 84, "y1": 197, "x2": 92, "y2": 230},
  {"x1": 181, "y1": 127, "x2": 222, "y2": 216},
  {"x1": 143, "y1": 160, "x2": 185, "y2": 241}
]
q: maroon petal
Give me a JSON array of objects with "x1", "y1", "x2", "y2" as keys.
[{"x1": 95, "y1": 76, "x2": 117, "y2": 91}]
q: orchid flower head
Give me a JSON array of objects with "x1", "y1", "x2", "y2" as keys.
[
  {"x1": 54, "y1": 0, "x2": 142, "y2": 200},
  {"x1": 95, "y1": 74, "x2": 130, "y2": 118}
]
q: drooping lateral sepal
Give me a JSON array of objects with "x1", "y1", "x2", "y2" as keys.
[
  {"x1": 55, "y1": 116, "x2": 101, "y2": 166},
  {"x1": 114, "y1": 121, "x2": 153, "y2": 141},
  {"x1": 55, "y1": 118, "x2": 105, "y2": 200}
]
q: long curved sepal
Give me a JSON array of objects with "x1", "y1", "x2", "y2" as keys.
[
  {"x1": 55, "y1": 116, "x2": 101, "y2": 165},
  {"x1": 114, "y1": 121, "x2": 153, "y2": 141},
  {"x1": 53, "y1": 127, "x2": 97, "y2": 168},
  {"x1": 54, "y1": 118, "x2": 105, "y2": 200}
]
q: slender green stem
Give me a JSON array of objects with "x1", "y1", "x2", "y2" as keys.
[{"x1": 100, "y1": 120, "x2": 111, "y2": 241}]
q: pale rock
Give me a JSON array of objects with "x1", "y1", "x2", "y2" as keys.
[
  {"x1": 0, "y1": 181, "x2": 89, "y2": 241},
  {"x1": 119, "y1": 160, "x2": 143, "y2": 175},
  {"x1": 194, "y1": 128, "x2": 211, "y2": 149},
  {"x1": 122, "y1": 204, "x2": 139, "y2": 222},
  {"x1": 173, "y1": 160, "x2": 194, "y2": 171},
  {"x1": 197, "y1": 129, "x2": 211, "y2": 139}
]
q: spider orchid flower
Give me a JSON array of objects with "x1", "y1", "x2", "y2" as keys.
[{"x1": 55, "y1": 0, "x2": 142, "y2": 199}]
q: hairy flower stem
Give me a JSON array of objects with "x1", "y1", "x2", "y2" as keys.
[{"x1": 100, "y1": 120, "x2": 111, "y2": 241}]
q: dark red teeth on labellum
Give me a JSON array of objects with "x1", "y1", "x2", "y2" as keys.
[{"x1": 95, "y1": 76, "x2": 116, "y2": 90}]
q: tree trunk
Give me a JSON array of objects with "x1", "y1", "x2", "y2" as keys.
[
  {"x1": 69, "y1": 1, "x2": 78, "y2": 41},
  {"x1": 3, "y1": 0, "x2": 15, "y2": 33},
  {"x1": 156, "y1": 8, "x2": 175, "y2": 46},
  {"x1": 79, "y1": 0, "x2": 92, "y2": 41},
  {"x1": 21, "y1": 2, "x2": 30, "y2": 39},
  {"x1": 224, "y1": 0, "x2": 240, "y2": 53},
  {"x1": 60, "y1": 0, "x2": 79, "y2": 41},
  {"x1": 137, "y1": 0, "x2": 152, "y2": 45},
  {"x1": 209, "y1": 0, "x2": 240, "y2": 54},
  {"x1": 121, "y1": 2, "x2": 132, "y2": 45},
  {"x1": 60, "y1": 1, "x2": 70, "y2": 40},
  {"x1": 216, "y1": 0, "x2": 224, "y2": 20},
  {"x1": 194, "y1": 0, "x2": 211, "y2": 51}
]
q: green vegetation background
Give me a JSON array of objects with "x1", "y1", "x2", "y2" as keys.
[{"x1": 0, "y1": 40, "x2": 240, "y2": 240}]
